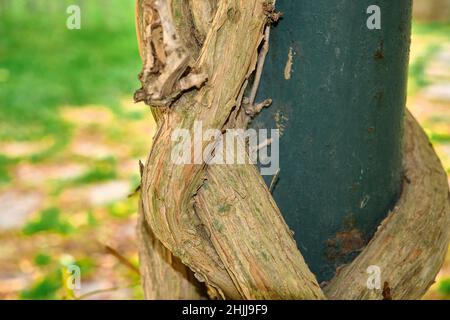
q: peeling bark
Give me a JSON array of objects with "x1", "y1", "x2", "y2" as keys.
[
  {"x1": 135, "y1": 0, "x2": 324, "y2": 300},
  {"x1": 135, "y1": 0, "x2": 450, "y2": 300}
]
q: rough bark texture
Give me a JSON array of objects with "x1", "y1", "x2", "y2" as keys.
[
  {"x1": 135, "y1": 0, "x2": 324, "y2": 300},
  {"x1": 137, "y1": 199, "x2": 206, "y2": 299},
  {"x1": 135, "y1": 0, "x2": 209, "y2": 300},
  {"x1": 135, "y1": 0, "x2": 450, "y2": 300},
  {"x1": 325, "y1": 111, "x2": 450, "y2": 300}
]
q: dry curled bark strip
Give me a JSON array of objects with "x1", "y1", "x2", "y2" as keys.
[
  {"x1": 136, "y1": 0, "x2": 324, "y2": 299},
  {"x1": 325, "y1": 111, "x2": 450, "y2": 300},
  {"x1": 134, "y1": 0, "x2": 208, "y2": 106}
]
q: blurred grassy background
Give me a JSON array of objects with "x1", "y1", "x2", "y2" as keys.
[
  {"x1": 0, "y1": 0, "x2": 151, "y2": 299},
  {"x1": 0, "y1": 0, "x2": 449, "y2": 299}
]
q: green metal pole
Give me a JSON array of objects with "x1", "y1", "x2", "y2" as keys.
[{"x1": 253, "y1": 0, "x2": 412, "y2": 282}]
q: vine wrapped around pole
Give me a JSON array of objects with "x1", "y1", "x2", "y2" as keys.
[{"x1": 135, "y1": 0, "x2": 450, "y2": 300}]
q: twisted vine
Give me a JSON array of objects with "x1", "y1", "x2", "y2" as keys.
[{"x1": 135, "y1": 0, "x2": 450, "y2": 300}]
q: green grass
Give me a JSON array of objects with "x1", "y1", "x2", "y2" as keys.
[
  {"x1": 429, "y1": 132, "x2": 450, "y2": 144},
  {"x1": 34, "y1": 253, "x2": 53, "y2": 267},
  {"x1": 23, "y1": 207, "x2": 75, "y2": 235},
  {"x1": 107, "y1": 198, "x2": 136, "y2": 219},
  {"x1": 20, "y1": 270, "x2": 63, "y2": 300},
  {"x1": 0, "y1": 155, "x2": 13, "y2": 184},
  {"x1": 438, "y1": 278, "x2": 450, "y2": 297},
  {"x1": 408, "y1": 44, "x2": 440, "y2": 94},
  {"x1": 47, "y1": 157, "x2": 119, "y2": 197},
  {"x1": 408, "y1": 22, "x2": 450, "y2": 95},
  {"x1": 0, "y1": 0, "x2": 141, "y2": 162},
  {"x1": 73, "y1": 157, "x2": 118, "y2": 185},
  {"x1": 412, "y1": 22, "x2": 450, "y2": 38}
]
